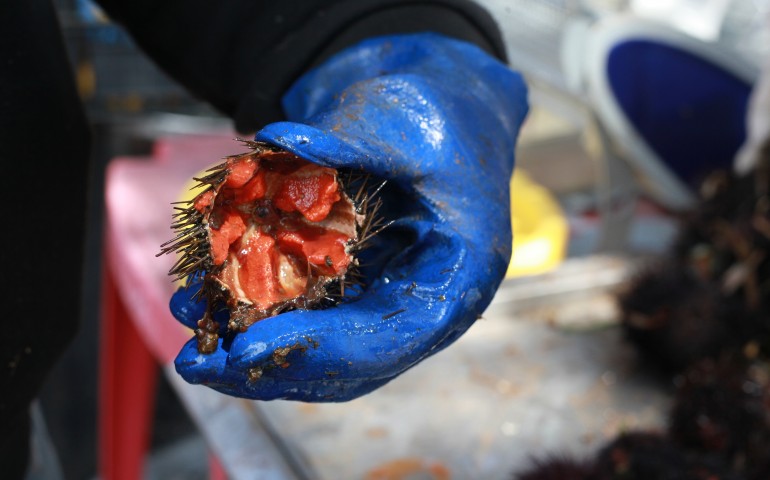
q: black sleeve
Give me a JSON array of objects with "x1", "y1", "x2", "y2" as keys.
[{"x1": 94, "y1": 0, "x2": 506, "y2": 133}]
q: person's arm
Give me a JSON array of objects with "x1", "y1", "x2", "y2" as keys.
[
  {"x1": 98, "y1": 1, "x2": 529, "y2": 401},
  {"x1": 94, "y1": 0, "x2": 506, "y2": 131}
]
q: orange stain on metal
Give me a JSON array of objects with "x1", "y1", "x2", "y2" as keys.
[{"x1": 365, "y1": 457, "x2": 451, "y2": 480}]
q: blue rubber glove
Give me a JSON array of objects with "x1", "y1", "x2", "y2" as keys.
[{"x1": 171, "y1": 33, "x2": 528, "y2": 401}]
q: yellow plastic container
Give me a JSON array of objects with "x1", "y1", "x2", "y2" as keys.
[{"x1": 506, "y1": 169, "x2": 569, "y2": 278}]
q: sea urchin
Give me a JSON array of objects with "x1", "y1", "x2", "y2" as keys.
[{"x1": 159, "y1": 140, "x2": 387, "y2": 353}]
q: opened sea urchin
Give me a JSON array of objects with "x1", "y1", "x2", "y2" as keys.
[{"x1": 160, "y1": 140, "x2": 386, "y2": 353}]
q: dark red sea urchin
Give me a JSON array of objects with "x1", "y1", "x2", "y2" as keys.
[{"x1": 159, "y1": 140, "x2": 387, "y2": 353}]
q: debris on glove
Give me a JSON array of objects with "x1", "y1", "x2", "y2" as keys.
[{"x1": 159, "y1": 139, "x2": 386, "y2": 353}]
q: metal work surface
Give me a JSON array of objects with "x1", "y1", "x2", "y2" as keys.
[{"x1": 226, "y1": 258, "x2": 669, "y2": 479}]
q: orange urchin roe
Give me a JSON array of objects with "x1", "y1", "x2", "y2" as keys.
[
  {"x1": 234, "y1": 169, "x2": 267, "y2": 204},
  {"x1": 235, "y1": 228, "x2": 281, "y2": 309},
  {"x1": 272, "y1": 165, "x2": 341, "y2": 222},
  {"x1": 193, "y1": 189, "x2": 215, "y2": 212},
  {"x1": 276, "y1": 228, "x2": 350, "y2": 276},
  {"x1": 224, "y1": 158, "x2": 258, "y2": 188},
  {"x1": 205, "y1": 152, "x2": 356, "y2": 314},
  {"x1": 210, "y1": 212, "x2": 247, "y2": 265}
]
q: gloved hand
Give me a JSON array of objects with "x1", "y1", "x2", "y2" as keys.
[{"x1": 171, "y1": 33, "x2": 528, "y2": 401}]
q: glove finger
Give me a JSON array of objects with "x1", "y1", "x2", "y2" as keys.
[
  {"x1": 175, "y1": 336, "x2": 395, "y2": 401},
  {"x1": 174, "y1": 337, "x2": 234, "y2": 385},
  {"x1": 257, "y1": 110, "x2": 514, "y2": 228},
  {"x1": 170, "y1": 283, "x2": 207, "y2": 330},
  {"x1": 258, "y1": 76, "x2": 490, "y2": 183},
  {"x1": 197, "y1": 371, "x2": 394, "y2": 402},
  {"x1": 256, "y1": 121, "x2": 401, "y2": 181},
  {"x1": 170, "y1": 281, "x2": 230, "y2": 335},
  {"x1": 259, "y1": 69, "x2": 525, "y2": 190}
]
